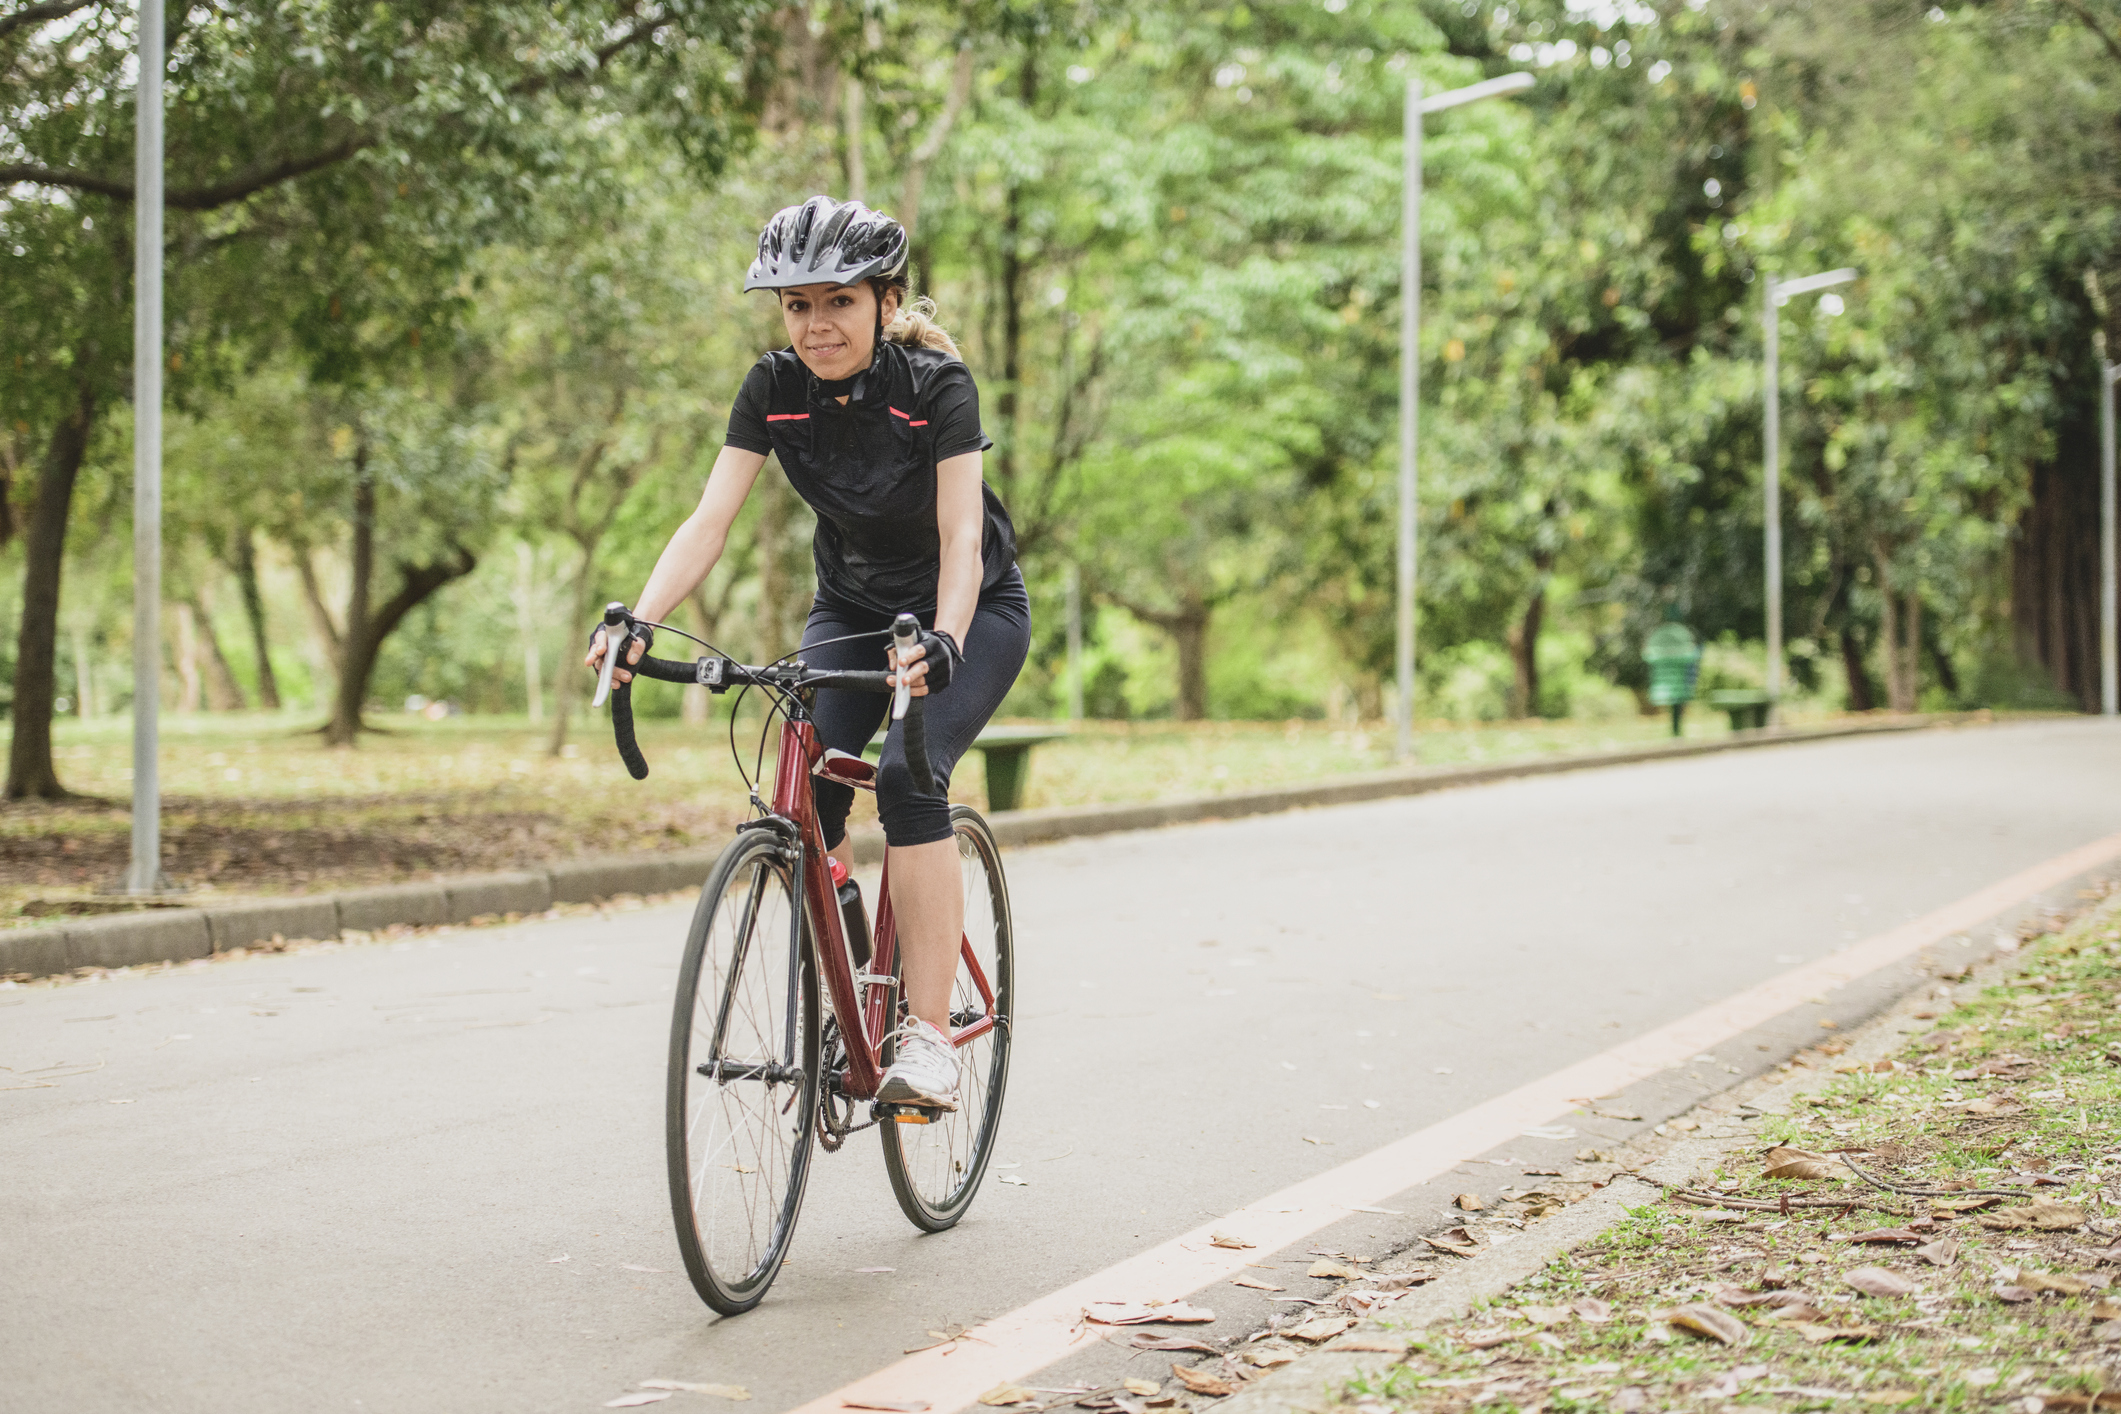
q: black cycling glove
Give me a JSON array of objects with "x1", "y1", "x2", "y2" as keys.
[{"x1": 903, "y1": 628, "x2": 962, "y2": 693}]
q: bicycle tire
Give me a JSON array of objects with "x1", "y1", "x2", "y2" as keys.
[
  {"x1": 666, "y1": 829, "x2": 821, "y2": 1315},
  {"x1": 880, "y1": 806, "x2": 1015, "y2": 1232}
]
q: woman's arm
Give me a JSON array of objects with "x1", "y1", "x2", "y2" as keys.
[
  {"x1": 897, "y1": 449, "x2": 986, "y2": 696},
  {"x1": 589, "y1": 443, "x2": 768, "y2": 681}
]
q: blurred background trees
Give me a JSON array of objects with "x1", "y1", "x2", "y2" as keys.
[{"x1": 3, "y1": 0, "x2": 2117, "y2": 766}]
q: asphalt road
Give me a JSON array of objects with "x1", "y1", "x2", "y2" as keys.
[{"x1": 3, "y1": 717, "x2": 2117, "y2": 1414}]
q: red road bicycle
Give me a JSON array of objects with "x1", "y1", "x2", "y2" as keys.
[{"x1": 596, "y1": 605, "x2": 1015, "y2": 1316}]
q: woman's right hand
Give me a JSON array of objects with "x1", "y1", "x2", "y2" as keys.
[{"x1": 585, "y1": 626, "x2": 647, "y2": 685}]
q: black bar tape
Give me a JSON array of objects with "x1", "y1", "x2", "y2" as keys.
[
  {"x1": 901, "y1": 694, "x2": 936, "y2": 798},
  {"x1": 611, "y1": 680, "x2": 650, "y2": 780}
]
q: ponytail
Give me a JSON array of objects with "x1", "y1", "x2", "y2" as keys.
[{"x1": 872, "y1": 278, "x2": 963, "y2": 359}]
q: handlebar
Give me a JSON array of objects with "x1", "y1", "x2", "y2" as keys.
[{"x1": 594, "y1": 604, "x2": 935, "y2": 795}]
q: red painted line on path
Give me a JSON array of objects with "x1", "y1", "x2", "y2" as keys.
[{"x1": 788, "y1": 831, "x2": 2121, "y2": 1414}]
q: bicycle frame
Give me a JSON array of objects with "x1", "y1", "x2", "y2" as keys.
[{"x1": 770, "y1": 711, "x2": 1001, "y2": 1104}]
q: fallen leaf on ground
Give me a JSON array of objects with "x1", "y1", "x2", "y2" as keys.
[
  {"x1": 1230, "y1": 1275, "x2": 1282, "y2": 1292},
  {"x1": 1371, "y1": 1271, "x2": 1435, "y2": 1290},
  {"x1": 999, "y1": 1175, "x2": 1029, "y2": 1186},
  {"x1": 2011, "y1": 1269, "x2": 2093, "y2": 1296},
  {"x1": 1209, "y1": 1233, "x2": 1253, "y2": 1250},
  {"x1": 1169, "y1": 1365, "x2": 1232, "y2": 1397},
  {"x1": 1763, "y1": 1305, "x2": 1832, "y2": 1323},
  {"x1": 607, "y1": 1395, "x2": 676, "y2": 1409},
  {"x1": 1714, "y1": 1286, "x2": 1786, "y2": 1308},
  {"x1": 2037, "y1": 1393, "x2": 2121, "y2": 1410},
  {"x1": 1241, "y1": 1347, "x2": 1296, "y2": 1369},
  {"x1": 1518, "y1": 1305, "x2": 1571, "y2": 1325},
  {"x1": 1980, "y1": 1201, "x2": 2087, "y2": 1232},
  {"x1": 1575, "y1": 1147, "x2": 1613, "y2": 1162},
  {"x1": 1572, "y1": 1297, "x2": 1612, "y2": 1323},
  {"x1": 1844, "y1": 1267, "x2": 1917, "y2": 1298},
  {"x1": 1847, "y1": 1228, "x2": 1922, "y2": 1244},
  {"x1": 1593, "y1": 1107, "x2": 1643, "y2": 1121},
  {"x1": 1792, "y1": 1323, "x2": 1879, "y2": 1343},
  {"x1": 1914, "y1": 1237, "x2": 1960, "y2": 1266},
  {"x1": 1306, "y1": 1259, "x2": 1364, "y2": 1279},
  {"x1": 1461, "y1": 1329, "x2": 1515, "y2": 1350},
  {"x1": 1665, "y1": 1303, "x2": 1748, "y2": 1346},
  {"x1": 1762, "y1": 1147, "x2": 1840, "y2": 1181},
  {"x1": 1126, "y1": 1336, "x2": 1219, "y2": 1354},
  {"x1": 1084, "y1": 1302, "x2": 1214, "y2": 1326},
  {"x1": 1932, "y1": 1194, "x2": 2002, "y2": 1212},
  {"x1": 1301, "y1": 1136, "x2": 1331, "y2": 1146},
  {"x1": 1285, "y1": 1315, "x2": 1356, "y2": 1343},
  {"x1": 1958, "y1": 1096, "x2": 2024, "y2": 1116},
  {"x1": 978, "y1": 1386, "x2": 1038, "y2": 1407},
  {"x1": 1423, "y1": 1227, "x2": 1481, "y2": 1257},
  {"x1": 1453, "y1": 1193, "x2": 1483, "y2": 1211},
  {"x1": 1122, "y1": 1380, "x2": 1160, "y2": 1397},
  {"x1": 2092, "y1": 1299, "x2": 2121, "y2": 1321},
  {"x1": 640, "y1": 1381, "x2": 750, "y2": 1398},
  {"x1": 1993, "y1": 1285, "x2": 2035, "y2": 1303}
]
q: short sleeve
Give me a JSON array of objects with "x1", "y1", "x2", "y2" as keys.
[
  {"x1": 923, "y1": 363, "x2": 993, "y2": 461},
  {"x1": 724, "y1": 360, "x2": 775, "y2": 454}
]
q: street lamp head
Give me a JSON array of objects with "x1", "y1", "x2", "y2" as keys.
[
  {"x1": 1771, "y1": 267, "x2": 1860, "y2": 305},
  {"x1": 1417, "y1": 70, "x2": 1536, "y2": 113}
]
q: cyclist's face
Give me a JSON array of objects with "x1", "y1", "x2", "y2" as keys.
[{"x1": 779, "y1": 282, "x2": 901, "y2": 382}]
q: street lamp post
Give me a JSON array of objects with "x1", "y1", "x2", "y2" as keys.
[
  {"x1": 125, "y1": 0, "x2": 167, "y2": 895},
  {"x1": 1397, "y1": 70, "x2": 1534, "y2": 762},
  {"x1": 2102, "y1": 356, "x2": 2119, "y2": 717},
  {"x1": 1760, "y1": 266, "x2": 1857, "y2": 717}
]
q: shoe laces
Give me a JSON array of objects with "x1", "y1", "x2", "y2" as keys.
[{"x1": 888, "y1": 1016, "x2": 952, "y2": 1059}]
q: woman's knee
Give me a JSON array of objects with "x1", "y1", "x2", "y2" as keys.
[{"x1": 875, "y1": 760, "x2": 952, "y2": 846}]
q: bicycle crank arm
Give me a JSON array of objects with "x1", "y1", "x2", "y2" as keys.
[{"x1": 698, "y1": 1059, "x2": 806, "y2": 1085}]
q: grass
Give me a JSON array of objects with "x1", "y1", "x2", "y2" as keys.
[
  {"x1": 0, "y1": 699, "x2": 1853, "y2": 913},
  {"x1": 1331, "y1": 901, "x2": 2121, "y2": 1412}
]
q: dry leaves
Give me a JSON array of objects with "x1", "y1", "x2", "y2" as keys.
[
  {"x1": 640, "y1": 1381, "x2": 750, "y2": 1399},
  {"x1": 1517, "y1": 1305, "x2": 1572, "y2": 1326},
  {"x1": 1284, "y1": 1314, "x2": 1357, "y2": 1343},
  {"x1": 1791, "y1": 1323, "x2": 1880, "y2": 1344},
  {"x1": 1208, "y1": 1233, "x2": 1253, "y2": 1251},
  {"x1": 1305, "y1": 1259, "x2": 1364, "y2": 1279},
  {"x1": 1083, "y1": 1302, "x2": 1215, "y2": 1326},
  {"x1": 1168, "y1": 1365, "x2": 1232, "y2": 1397},
  {"x1": 1453, "y1": 1193, "x2": 1483, "y2": 1211},
  {"x1": 1844, "y1": 1266, "x2": 1917, "y2": 1298},
  {"x1": 1572, "y1": 1297, "x2": 1613, "y2": 1323},
  {"x1": 977, "y1": 1387, "x2": 1039, "y2": 1407},
  {"x1": 1761, "y1": 1146, "x2": 1841, "y2": 1182},
  {"x1": 1122, "y1": 1380, "x2": 1160, "y2": 1397},
  {"x1": 1230, "y1": 1275, "x2": 1282, "y2": 1292},
  {"x1": 1125, "y1": 1336, "x2": 1219, "y2": 1354},
  {"x1": 1915, "y1": 1236, "x2": 1960, "y2": 1266},
  {"x1": 1846, "y1": 1228, "x2": 1923, "y2": 1244},
  {"x1": 1240, "y1": 1347, "x2": 1297, "y2": 1369},
  {"x1": 1931, "y1": 1194, "x2": 2002, "y2": 1213},
  {"x1": 1978, "y1": 1201, "x2": 2086, "y2": 1231},
  {"x1": 1665, "y1": 1303, "x2": 1749, "y2": 1346},
  {"x1": 2010, "y1": 1268, "x2": 2094, "y2": 1296},
  {"x1": 1423, "y1": 1227, "x2": 1481, "y2": 1257}
]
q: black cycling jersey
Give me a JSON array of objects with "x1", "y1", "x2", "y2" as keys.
[{"x1": 725, "y1": 341, "x2": 1019, "y2": 617}]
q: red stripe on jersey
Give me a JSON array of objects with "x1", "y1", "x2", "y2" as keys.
[{"x1": 766, "y1": 413, "x2": 810, "y2": 422}]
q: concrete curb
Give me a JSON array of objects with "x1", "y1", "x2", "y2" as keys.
[
  {"x1": 0, "y1": 713, "x2": 1980, "y2": 980},
  {"x1": 1204, "y1": 882, "x2": 2111, "y2": 1414}
]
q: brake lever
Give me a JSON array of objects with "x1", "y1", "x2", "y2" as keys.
[
  {"x1": 890, "y1": 612, "x2": 918, "y2": 721},
  {"x1": 592, "y1": 601, "x2": 631, "y2": 709}
]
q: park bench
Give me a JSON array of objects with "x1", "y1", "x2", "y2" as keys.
[
  {"x1": 1705, "y1": 689, "x2": 1772, "y2": 731},
  {"x1": 864, "y1": 725, "x2": 1068, "y2": 813}
]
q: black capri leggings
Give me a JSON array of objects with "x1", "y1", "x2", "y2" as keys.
[{"x1": 803, "y1": 571, "x2": 1032, "y2": 850}]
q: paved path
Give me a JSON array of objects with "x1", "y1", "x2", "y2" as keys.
[{"x1": 3, "y1": 718, "x2": 2116, "y2": 1414}]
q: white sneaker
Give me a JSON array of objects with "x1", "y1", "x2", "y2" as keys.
[{"x1": 878, "y1": 1016, "x2": 959, "y2": 1110}]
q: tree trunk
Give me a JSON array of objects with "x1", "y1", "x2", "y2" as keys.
[
  {"x1": 1924, "y1": 611, "x2": 1961, "y2": 698},
  {"x1": 1873, "y1": 549, "x2": 1920, "y2": 713},
  {"x1": 174, "y1": 602, "x2": 204, "y2": 712},
  {"x1": 2010, "y1": 415, "x2": 2101, "y2": 709},
  {"x1": 1170, "y1": 610, "x2": 1209, "y2": 721},
  {"x1": 1506, "y1": 582, "x2": 1547, "y2": 719},
  {"x1": 325, "y1": 546, "x2": 478, "y2": 746},
  {"x1": 547, "y1": 548, "x2": 595, "y2": 757},
  {"x1": 1840, "y1": 625, "x2": 1879, "y2": 712},
  {"x1": 190, "y1": 593, "x2": 246, "y2": 710},
  {"x1": 7, "y1": 383, "x2": 94, "y2": 799},
  {"x1": 71, "y1": 623, "x2": 95, "y2": 719},
  {"x1": 323, "y1": 446, "x2": 376, "y2": 746},
  {"x1": 233, "y1": 528, "x2": 281, "y2": 709}
]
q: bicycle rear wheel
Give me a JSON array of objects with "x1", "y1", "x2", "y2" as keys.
[
  {"x1": 667, "y1": 829, "x2": 820, "y2": 1315},
  {"x1": 881, "y1": 806, "x2": 1015, "y2": 1232}
]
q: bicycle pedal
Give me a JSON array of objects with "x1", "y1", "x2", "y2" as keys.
[{"x1": 872, "y1": 1100, "x2": 943, "y2": 1125}]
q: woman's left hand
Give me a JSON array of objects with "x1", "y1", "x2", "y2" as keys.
[{"x1": 889, "y1": 628, "x2": 960, "y2": 698}]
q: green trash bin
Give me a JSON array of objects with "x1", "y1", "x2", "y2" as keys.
[{"x1": 1642, "y1": 617, "x2": 1702, "y2": 738}]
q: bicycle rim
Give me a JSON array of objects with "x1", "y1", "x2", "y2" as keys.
[
  {"x1": 881, "y1": 806, "x2": 1014, "y2": 1231},
  {"x1": 667, "y1": 831, "x2": 820, "y2": 1314}
]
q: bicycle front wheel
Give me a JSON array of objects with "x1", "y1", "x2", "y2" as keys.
[
  {"x1": 667, "y1": 829, "x2": 821, "y2": 1315},
  {"x1": 881, "y1": 806, "x2": 1015, "y2": 1232}
]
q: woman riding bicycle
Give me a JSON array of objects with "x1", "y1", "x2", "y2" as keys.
[{"x1": 588, "y1": 195, "x2": 1030, "y2": 1114}]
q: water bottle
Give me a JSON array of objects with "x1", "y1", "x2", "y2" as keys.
[{"x1": 828, "y1": 856, "x2": 871, "y2": 969}]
